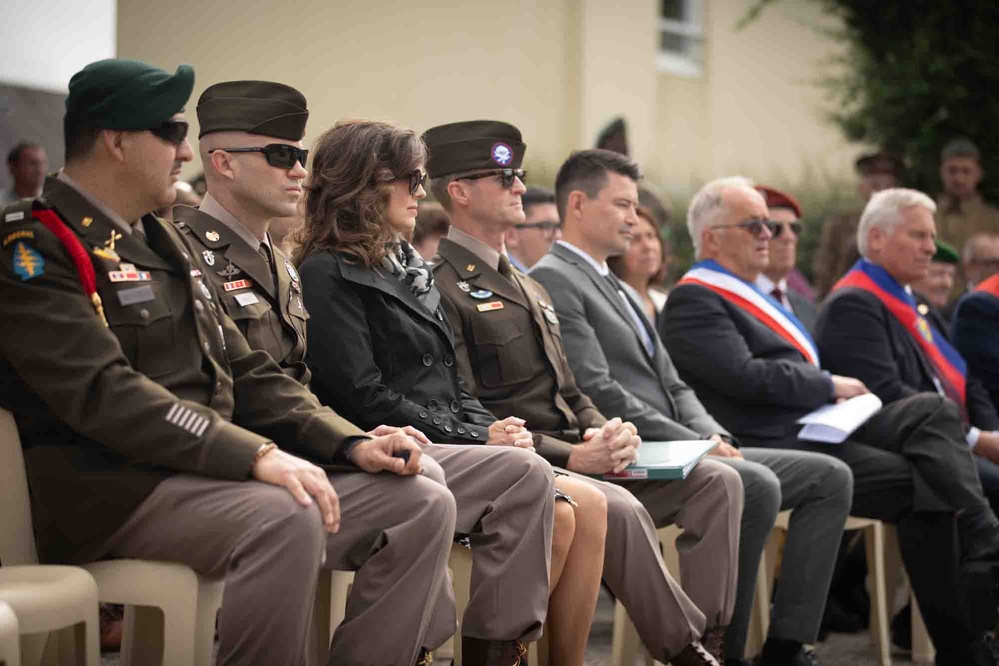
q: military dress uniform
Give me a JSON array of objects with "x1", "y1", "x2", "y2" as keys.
[
  {"x1": 423, "y1": 120, "x2": 743, "y2": 660},
  {"x1": 175, "y1": 197, "x2": 310, "y2": 384},
  {"x1": 0, "y1": 62, "x2": 459, "y2": 666}
]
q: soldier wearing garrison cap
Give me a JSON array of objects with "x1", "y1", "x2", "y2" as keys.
[
  {"x1": 428, "y1": 121, "x2": 742, "y2": 666},
  {"x1": 0, "y1": 61, "x2": 455, "y2": 666}
]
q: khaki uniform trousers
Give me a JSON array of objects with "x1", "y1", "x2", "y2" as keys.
[
  {"x1": 559, "y1": 461, "x2": 742, "y2": 660},
  {"x1": 616, "y1": 457, "x2": 744, "y2": 631},
  {"x1": 101, "y1": 444, "x2": 553, "y2": 666}
]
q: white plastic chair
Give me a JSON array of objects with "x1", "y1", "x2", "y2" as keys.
[
  {"x1": 0, "y1": 600, "x2": 22, "y2": 666},
  {"x1": 0, "y1": 408, "x2": 223, "y2": 666}
]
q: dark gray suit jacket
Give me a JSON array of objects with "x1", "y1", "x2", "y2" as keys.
[
  {"x1": 530, "y1": 243, "x2": 727, "y2": 442},
  {"x1": 788, "y1": 290, "x2": 819, "y2": 334}
]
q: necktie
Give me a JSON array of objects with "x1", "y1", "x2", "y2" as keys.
[
  {"x1": 607, "y1": 273, "x2": 656, "y2": 357},
  {"x1": 498, "y1": 254, "x2": 516, "y2": 283},
  {"x1": 770, "y1": 287, "x2": 783, "y2": 303},
  {"x1": 258, "y1": 242, "x2": 278, "y2": 288}
]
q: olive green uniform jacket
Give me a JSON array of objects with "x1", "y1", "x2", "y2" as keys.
[
  {"x1": 0, "y1": 177, "x2": 363, "y2": 564},
  {"x1": 174, "y1": 205, "x2": 310, "y2": 384},
  {"x1": 432, "y1": 238, "x2": 606, "y2": 469}
]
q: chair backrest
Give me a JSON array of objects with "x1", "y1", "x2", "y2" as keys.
[{"x1": 0, "y1": 409, "x2": 39, "y2": 565}]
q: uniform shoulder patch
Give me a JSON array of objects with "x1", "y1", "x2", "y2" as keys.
[{"x1": 12, "y1": 240, "x2": 45, "y2": 281}]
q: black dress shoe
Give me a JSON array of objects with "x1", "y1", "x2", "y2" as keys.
[
  {"x1": 461, "y1": 637, "x2": 528, "y2": 666},
  {"x1": 670, "y1": 641, "x2": 719, "y2": 666},
  {"x1": 755, "y1": 646, "x2": 821, "y2": 666}
]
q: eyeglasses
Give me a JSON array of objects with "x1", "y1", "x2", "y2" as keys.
[
  {"x1": 406, "y1": 169, "x2": 428, "y2": 195},
  {"x1": 209, "y1": 144, "x2": 309, "y2": 169},
  {"x1": 514, "y1": 221, "x2": 561, "y2": 239},
  {"x1": 710, "y1": 218, "x2": 776, "y2": 238},
  {"x1": 456, "y1": 169, "x2": 526, "y2": 189},
  {"x1": 148, "y1": 120, "x2": 189, "y2": 145},
  {"x1": 771, "y1": 221, "x2": 802, "y2": 238}
]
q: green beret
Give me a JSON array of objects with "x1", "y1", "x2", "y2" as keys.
[
  {"x1": 933, "y1": 239, "x2": 960, "y2": 264},
  {"x1": 422, "y1": 120, "x2": 525, "y2": 178},
  {"x1": 197, "y1": 81, "x2": 308, "y2": 141},
  {"x1": 66, "y1": 59, "x2": 194, "y2": 129}
]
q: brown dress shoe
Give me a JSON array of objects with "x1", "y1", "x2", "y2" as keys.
[
  {"x1": 670, "y1": 640, "x2": 720, "y2": 666},
  {"x1": 461, "y1": 637, "x2": 529, "y2": 666},
  {"x1": 415, "y1": 648, "x2": 434, "y2": 665}
]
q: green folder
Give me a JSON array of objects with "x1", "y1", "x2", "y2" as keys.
[{"x1": 602, "y1": 440, "x2": 716, "y2": 481}]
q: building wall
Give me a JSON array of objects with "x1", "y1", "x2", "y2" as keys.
[{"x1": 117, "y1": 0, "x2": 862, "y2": 190}]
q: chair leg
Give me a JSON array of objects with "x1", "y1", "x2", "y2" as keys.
[
  {"x1": 307, "y1": 570, "x2": 333, "y2": 666},
  {"x1": 745, "y1": 542, "x2": 773, "y2": 659},
  {"x1": 611, "y1": 599, "x2": 649, "y2": 666},
  {"x1": 863, "y1": 523, "x2": 891, "y2": 666},
  {"x1": 120, "y1": 605, "x2": 164, "y2": 666},
  {"x1": 193, "y1": 577, "x2": 223, "y2": 666}
]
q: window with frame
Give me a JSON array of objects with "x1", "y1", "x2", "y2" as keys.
[{"x1": 658, "y1": 0, "x2": 704, "y2": 78}]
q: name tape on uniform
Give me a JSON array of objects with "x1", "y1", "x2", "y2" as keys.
[{"x1": 476, "y1": 301, "x2": 504, "y2": 312}]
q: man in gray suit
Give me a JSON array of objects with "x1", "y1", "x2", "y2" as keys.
[{"x1": 531, "y1": 150, "x2": 853, "y2": 666}]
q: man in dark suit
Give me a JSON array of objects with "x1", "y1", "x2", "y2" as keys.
[
  {"x1": 662, "y1": 178, "x2": 999, "y2": 666},
  {"x1": 954, "y1": 274, "x2": 999, "y2": 411},
  {"x1": 532, "y1": 152, "x2": 854, "y2": 666},
  {"x1": 753, "y1": 186, "x2": 818, "y2": 332}
]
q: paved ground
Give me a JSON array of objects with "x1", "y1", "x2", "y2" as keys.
[{"x1": 101, "y1": 589, "x2": 913, "y2": 665}]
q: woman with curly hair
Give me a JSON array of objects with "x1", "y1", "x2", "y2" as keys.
[{"x1": 296, "y1": 119, "x2": 606, "y2": 665}]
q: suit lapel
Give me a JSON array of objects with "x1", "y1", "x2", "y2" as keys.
[
  {"x1": 175, "y1": 206, "x2": 277, "y2": 299},
  {"x1": 550, "y1": 242, "x2": 651, "y2": 357},
  {"x1": 44, "y1": 177, "x2": 171, "y2": 271}
]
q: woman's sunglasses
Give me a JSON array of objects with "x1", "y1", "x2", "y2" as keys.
[
  {"x1": 148, "y1": 120, "x2": 190, "y2": 146},
  {"x1": 456, "y1": 169, "x2": 526, "y2": 189},
  {"x1": 208, "y1": 144, "x2": 309, "y2": 169},
  {"x1": 407, "y1": 170, "x2": 428, "y2": 195}
]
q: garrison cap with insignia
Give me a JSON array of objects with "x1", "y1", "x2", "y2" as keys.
[
  {"x1": 197, "y1": 80, "x2": 309, "y2": 141},
  {"x1": 66, "y1": 59, "x2": 194, "y2": 130},
  {"x1": 422, "y1": 120, "x2": 526, "y2": 178}
]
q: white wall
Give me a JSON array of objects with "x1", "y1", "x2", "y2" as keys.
[{"x1": 1, "y1": 0, "x2": 116, "y2": 92}]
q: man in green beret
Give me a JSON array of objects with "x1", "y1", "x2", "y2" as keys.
[
  {"x1": 0, "y1": 59, "x2": 459, "y2": 666},
  {"x1": 913, "y1": 239, "x2": 960, "y2": 315}
]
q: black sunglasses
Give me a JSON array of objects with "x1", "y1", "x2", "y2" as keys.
[
  {"x1": 407, "y1": 169, "x2": 428, "y2": 195},
  {"x1": 771, "y1": 221, "x2": 803, "y2": 238},
  {"x1": 514, "y1": 221, "x2": 561, "y2": 239},
  {"x1": 148, "y1": 120, "x2": 189, "y2": 145},
  {"x1": 209, "y1": 144, "x2": 309, "y2": 169},
  {"x1": 456, "y1": 169, "x2": 526, "y2": 189},
  {"x1": 710, "y1": 218, "x2": 777, "y2": 238}
]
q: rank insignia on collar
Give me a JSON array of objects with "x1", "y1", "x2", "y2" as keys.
[
  {"x1": 470, "y1": 289, "x2": 493, "y2": 299},
  {"x1": 544, "y1": 309, "x2": 559, "y2": 325},
  {"x1": 81, "y1": 216, "x2": 93, "y2": 228},
  {"x1": 206, "y1": 230, "x2": 221, "y2": 242},
  {"x1": 202, "y1": 249, "x2": 216, "y2": 266},
  {"x1": 476, "y1": 301, "x2": 504, "y2": 312},
  {"x1": 457, "y1": 281, "x2": 471, "y2": 292},
  {"x1": 465, "y1": 263, "x2": 476, "y2": 272},
  {"x1": 12, "y1": 241, "x2": 44, "y2": 281},
  {"x1": 217, "y1": 263, "x2": 242, "y2": 278}
]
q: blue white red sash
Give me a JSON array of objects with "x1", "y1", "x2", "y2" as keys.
[
  {"x1": 832, "y1": 259, "x2": 967, "y2": 415},
  {"x1": 975, "y1": 274, "x2": 999, "y2": 300},
  {"x1": 678, "y1": 260, "x2": 820, "y2": 366}
]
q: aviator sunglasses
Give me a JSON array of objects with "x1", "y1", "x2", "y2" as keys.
[
  {"x1": 771, "y1": 221, "x2": 803, "y2": 238},
  {"x1": 148, "y1": 120, "x2": 190, "y2": 145},
  {"x1": 455, "y1": 168, "x2": 526, "y2": 189},
  {"x1": 208, "y1": 144, "x2": 309, "y2": 169},
  {"x1": 709, "y1": 218, "x2": 778, "y2": 238}
]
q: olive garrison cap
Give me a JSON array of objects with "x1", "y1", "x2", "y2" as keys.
[
  {"x1": 422, "y1": 120, "x2": 525, "y2": 178},
  {"x1": 65, "y1": 59, "x2": 194, "y2": 129},
  {"x1": 855, "y1": 150, "x2": 905, "y2": 179},
  {"x1": 197, "y1": 81, "x2": 308, "y2": 141}
]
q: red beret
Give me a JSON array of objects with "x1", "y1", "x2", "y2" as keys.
[{"x1": 755, "y1": 185, "x2": 801, "y2": 218}]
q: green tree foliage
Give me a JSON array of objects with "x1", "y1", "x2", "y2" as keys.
[{"x1": 745, "y1": 0, "x2": 999, "y2": 200}]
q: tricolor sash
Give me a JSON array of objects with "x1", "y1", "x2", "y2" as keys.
[
  {"x1": 832, "y1": 259, "x2": 967, "y2": 415},
  {"x1": 975, "y1": 273, "x2": 999, "y2": 299},
  {"x1": 678, "y1": 260, "x2": 820, "y2": 366}
]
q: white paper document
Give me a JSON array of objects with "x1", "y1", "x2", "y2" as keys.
[{"x1": 797, "y1": 393, "x2": 883, "y2": 444}]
